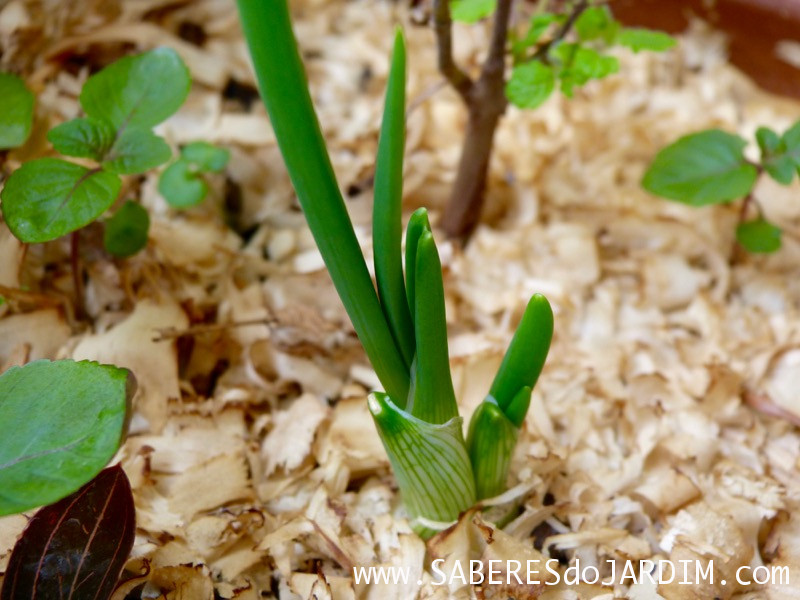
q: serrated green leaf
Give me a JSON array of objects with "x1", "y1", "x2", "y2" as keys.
[
  {"x1": 368, "y1": 392, "x2": 475, "y2": 539},
  {"x1": 103, "y1": 127, "x2": 171, "y2": 174},
  {"x1": 506, "y1": 60, "x2": 555, "y2": 109},
  {"x1": 158, "y1": 158, "x2": 208, "y2": 208},
  {"x1": 736, "y1": 218, "x2": 781, "y2": 253},
  {"x1": 756, "y1": 126, "x2": 781, "y2": 156},
  {"x1": 47, "y1": 117, "x2": 115, "y2": 160},
  {"x1": 104, "y1": 200, "x2": 150, "y2": 257},
  {"x1": 575, "y1": 6, "x2": 618, "y2": 43},
  {"x1": 782, "y1": 120, "x2": 800, "y2": 152},
  {"x1": 0, "y1": 72, "x2": 34, "y2": 150},
  {"x1": 616, "y1": 28, "x2": 677, "y2": 53},
  {"x1": 180, "y1": 141, "x2": 230, "y2": 172},
  {"x1": 642, "y1": 129, "x2": 758, "y2": 205},
  {"x1": 1, "y1": 158, "x2": 121, "y2": 243},
  {"x1": 763, "y1": 156, "x2": 796, "y2": 185},
  {"x1": 450, "y1": 0, "x2": 496, "y2": 23},
  {"x1": 755, "y1": 126, "x2": 797, "y2": 184},
  {"x1": 511, "y1": 13, "x2": 560, "y2": 60},
  {"x1": 0, "y1": 359, "x2": 134, "y2": 516},
  {"x1": 552, "y1": 43, "x2": 619, "y2": 96},
  {"x1": 80, "y1": 47, "x2": 190, "y2": 130}
]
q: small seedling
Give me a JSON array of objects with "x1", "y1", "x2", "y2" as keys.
[
  {"x1": 435, "y1": 0, "x2": 675, "y2": 239},
  {"x1": 0, "y1": 72, "x2": 35, "y2": 149},
  {"x1": 238, "y1": 0, "x2": 553, "y2": 538},
  {"x1": 643, "y1": 121, "x2": 800, "y2": 254},
  {"x1": 0, "y1": 359, "x2": 134, "y2": 516},
  {"x1": 158, "y1": 140, "x2": 230, "y2": 208},
  {"x1": 0, "y1": 47, "x2": 190, "y2": 249}
]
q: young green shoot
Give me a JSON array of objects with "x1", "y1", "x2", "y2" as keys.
[
  {"x1": 237, "y1": 0, "x2": 554, "y2": 538},
  {"x1": 159, "y1": 141, "x2": 230, "y2": 208}
]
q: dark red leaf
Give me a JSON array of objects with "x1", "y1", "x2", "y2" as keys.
[{"x1": 1, "y1": 465, "x2": 135, "y2": 600}]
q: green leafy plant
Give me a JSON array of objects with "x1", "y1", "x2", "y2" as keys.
[
  {"x1": 158, "y1": 141, "x2": 230, "y2": 208},
  {"x1": 0, "y1": 359, "x2": 134, "y2": 516},
  {"x1": 434, "y1": 0, "x2": 675, "y2": 240},
  {"x1": 237, "y1": 0, "x2": 553, "y2": 538},
  {"x1": 0, "y1": 72, "x2": 35, "y2": 150},
  {"x1": 642, "y1": 122, "x2": 800, "y2": 254},
  {"x1": 0, "y1": 47, "x2": 190, "y2": 250}
]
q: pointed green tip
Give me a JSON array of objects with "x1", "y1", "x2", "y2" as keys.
[{"x1": 504, "y1": 385, "x2": 532, "y2": 428}]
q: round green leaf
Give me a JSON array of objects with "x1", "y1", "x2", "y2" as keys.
[
  {"x1": 0, "y1": 72, "x2": 34, "y2": 150},
  {"x1": 104, "y1": 200, "x2": 150, "y2": 257},
  {"x1": 103, "y1": 127, "x2": 171, "y2": 174},
  {"x1": 736, "y1": 218, "x2": 781, "y2": 253},
  {"x1": 80, "y1": 47, "x2": 191, "y2": 130},
  {"x1": 158, "y1": 158, "x2": 207, "y2": 208},
  {"x1": 0, "y1": 359, "x2": 134, "y2": 516},
  {"x1": 616, "y1": 28, "x2": 677, "y2": 53},
  {"x1": 180, "y1": 141, "x2": 230, "y2": 172},
  {"x1": 0, "y1": 158, "x2": 121, "y2": 243},
  {"x1": 506, "y1": 60, "x2": 555, "y2": 109},
  {"x1": 642, "y1": 129, "x2": 758, "y2": 205}
]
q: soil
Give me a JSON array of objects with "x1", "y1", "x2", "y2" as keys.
[{"x1": 2, "y1": 0, "x2": 800, "y2": 599}]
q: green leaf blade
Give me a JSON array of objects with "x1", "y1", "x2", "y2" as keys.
[
  {"x1": 103, "y1": 127, "x2": 171, "y2": 174},
  {"x1": 80, "y1": 47, "x2": 191, "y2": 130},
  {"x1": 553, "y1": 43, "x2": 619, "y2": 97},
  {"x1": 642, "y1": 129, "x2": 758, "y2": 205},
  {"x1": 575, "y1": 6, "x2": 618, "y2": 43},
  {"x1": 0, "y1": 72, "x2": 34, "y2": 150},
  {"x1": 488, "y1": 293, "x2": 553, "y2": 417},
  {"x1": 736, "y1": 218, "x2": 782, "y2": 253},
  {"x1": 450, "y1": 0, "x2": 496, "y2": 23},
  {"x1": 374, "y1": 31, "x2": 415, "y2": 369},
  {"x1": 158, "y1": 158, "x2": 208, "y2": 208},
  {"x1": 47, "y1": 117, "x2": 115, "y2": 160},
  {"x1": 408, "y1": 231, "x2": 459, "y2": 424},
  {"x1": 404, "y1": 207, "x2": 431, "y2": 327},
  {"x1": 237, "y1": 0, "x2": 410, "y2": 402},
  {"x1": 506, "y1": 61, "x2": 555, "y2": 109},
  {"x1": 616, "y1": 28, "x2": 677, "y2": 53},
  {"x1": 368, "y1": 392, "x2": 475, "y2": 538},
  {"x1": 0, "y1": 360, "x2": 134, "y2": 516},
  {"x1": 1, "y1": 158, "x2": 121, "y2": 243},
  {"x1": 104, "y1": 200, "x2": 150, "y2": 257}
]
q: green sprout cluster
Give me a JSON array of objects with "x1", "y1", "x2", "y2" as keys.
[
  {"x1": 237, "y1": 0, "x2": 553, "y2": 537},
  {"x1": 644, "y1": 121, "x2": 800, "y2": 254}
]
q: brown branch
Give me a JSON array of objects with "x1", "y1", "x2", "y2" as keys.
[
  {"x1": 433, "y1": 0, "x2": 474, "y2": 100},
  {"x1": 482, "y1": 0, "x2": 514, "y2": 81}
]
